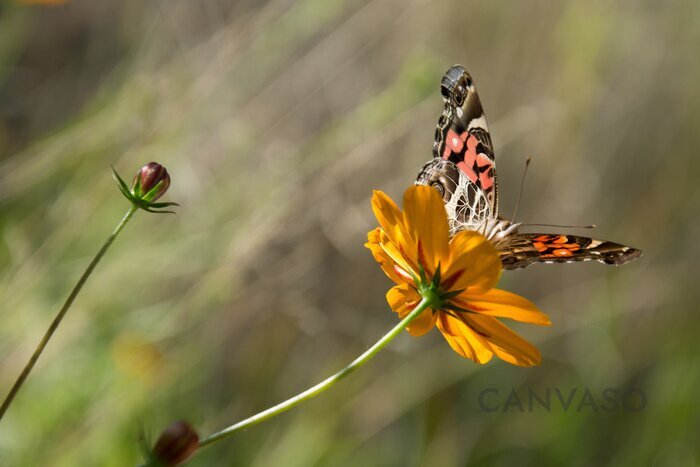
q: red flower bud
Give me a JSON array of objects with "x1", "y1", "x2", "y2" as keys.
[
  {"x1": 133, "y1": 162, "x2": 171, "y2": 202},
  {"x1": 152, "y1": 421, "x2": 199, "y2": 466}
]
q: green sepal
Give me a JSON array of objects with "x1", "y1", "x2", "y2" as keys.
[
  {"x1": 132, "y1": 173, "x2": 142, "y2": 196},
  {"x1": 418, "y1": 264, "x2": 428, "y2": 287},
  {"x1": 142, "y1": 179, "x2": 165, "y2": 202},
  {"x1": 143, "y1": 207, "x2": 176, "y2": 215},
  {"x1": 441, "y1": 288, "x2": 466, "y2": 300},
  {"x1": 431, "y1": 262, "x2": 442, "y2": 289},
  {"x1": 112, "y1": 168, "x2": 133, "y2": 200}
]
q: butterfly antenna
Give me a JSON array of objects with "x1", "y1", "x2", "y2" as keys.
[
  {"x1": 522, "y1": 223, "x2": 597, "y2": 229},
  {"x1": 511, "y1": 156, "x2": 531, "y2": 223}
]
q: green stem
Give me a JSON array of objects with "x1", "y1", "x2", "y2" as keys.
[
  {"x1": 199, "y1": 295, "x2": 435, "y2": 448},
  {"x1": 0, "y1": 205, "x2": 139, "y2": 422}
]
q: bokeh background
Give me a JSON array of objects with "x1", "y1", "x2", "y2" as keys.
[{"x1": 1, "y1": 1, "x2": 698, "y2": 465}]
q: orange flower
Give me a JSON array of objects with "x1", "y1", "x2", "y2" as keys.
[{"x1": 365, "y1": 186, "x2": 550, "y2": 367}]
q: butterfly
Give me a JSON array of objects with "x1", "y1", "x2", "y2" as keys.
[{"x1": 415, "y1": 65, "x2": 642, "y2": 270}]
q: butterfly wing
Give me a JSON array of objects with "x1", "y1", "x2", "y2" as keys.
[
  {"x1": 416, "y1": 65, "x2": 498, "y2": 232},
  {"x1": 417, "y1": 66, "x2": 642, "y2": 270},
  {"x1": 498, "y1": 233, "x2": 642, "y2": 270}
]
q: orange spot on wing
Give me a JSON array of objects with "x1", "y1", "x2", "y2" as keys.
[
  {"x1": 533, "y1": 242, "x2": 547, "y2": 252},
  {"x1": 552, "y1": 236, "x2": 569, "y2": 244},
  {"x1": 476, "y1": 153, "x2": 492, "y2": 167},
  {"x1": 464, "y1": 136, "x2": 478, "y2": 166},
  {"x1": 534, "y1": 235, "x2": 552, "y2": 242},
  {"x1": 479, "y1": 171, "x2": 494, "y2": 190},
  {"x1": 552, "y1": 249, "x2": 574, "y2": 257},
  {"x1": 455, "y1": 135, "x2": 481, "y2": 183},
  {"x1": 457, "y1": 161, "x2": 478, "y2": 183}
]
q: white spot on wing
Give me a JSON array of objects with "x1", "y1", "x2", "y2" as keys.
[{"x1": 467, "y1": 115, "x2": 489, "y2": 132}]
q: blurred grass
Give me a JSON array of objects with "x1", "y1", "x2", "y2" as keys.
[{"x1": 1, "y1": 0, "x2": 699, "y2": 465}]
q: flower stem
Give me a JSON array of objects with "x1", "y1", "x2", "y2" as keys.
[
  {"x1": 198, "y1": 295, "x2": 435, "y2": 448},
  {"x1": 0, "y1": 205, "x2": 139, "y2": 422}
]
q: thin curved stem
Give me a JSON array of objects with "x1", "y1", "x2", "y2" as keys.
[
  {"x1": 0, "y1": 205, "x2": 139, "y2": 422},
  {"x1": 199, "y1": 296, "x2": 435, "y2": 448}
]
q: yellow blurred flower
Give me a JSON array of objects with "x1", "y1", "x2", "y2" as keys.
[
  {"x1": 111, "y1": 333, "x2": 167, "y2": 387},
  {"x1": 365, "y1": 186, "x2": 550, "y2": 367}
]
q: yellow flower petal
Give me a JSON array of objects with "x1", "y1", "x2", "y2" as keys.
[
  {"x1": 405, "y1": 308, "x2": 438, "y2": 336},
  {"x1": 488, "y1": 342, "x2": 527, "y2": 366},
  {"x1": 372, "y1": 190, "x2": 418, "y2": 266},
  {"x1": 371, "y1": 190, "x2": 414, "y2": 250},
  {"x1": 456, "y1": 288, "x2": 551, "y2": 325},
  {"x1": 443, "y1": 230, "x2": 501, "y2": 292},
  {"x1": 365, "y1": 228, "x2": 402, "y2": 284},
  {"x1": 378, "y1": 229, "x2": 419, "y2": 278},
  {"x1": 386, "y1": 283, "x2": 419, "y2": 312},
  {"x1": 402, "y1": 186, "x2": 450, "y2": 274},
  {"x1": 386, "y1": 284, "x2": 436, "y2": 336},
  {"x1": 463, "y1": 314, "x2": 542, "y2": 367},
  {"x1": 436, "y1": 313, "x2": 494, "y2": 363}
]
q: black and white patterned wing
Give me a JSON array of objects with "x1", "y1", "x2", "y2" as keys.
[
  {"x1": 416, "y1": 65, "x2": 498, "y2": 233},
  {"x1": 498, "y1": 233, "x2": 643, "y2": 270}
]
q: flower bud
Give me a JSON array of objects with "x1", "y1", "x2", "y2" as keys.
[
  {"x1": 133, "y1": 162, "x2": 170, "y2": 202},
  {"x1": 152, "y1": 420, "x2": 199, "y2": 466}
]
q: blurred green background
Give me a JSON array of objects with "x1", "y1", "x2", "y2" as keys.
[{"x1": 0, "y1": 1, "x2": 698, "y2": 465}]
